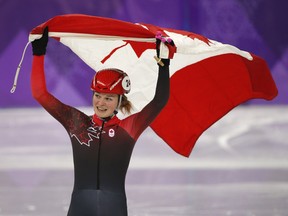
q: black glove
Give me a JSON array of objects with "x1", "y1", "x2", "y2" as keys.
[
  {"x1": 155, "y1": 32, "x2": 176, "y2": 66},
  {"x1": 32, "y1": 26, "x2": 49, "y2": 56}
]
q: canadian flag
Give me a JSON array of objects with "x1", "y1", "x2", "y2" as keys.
[{"x1": 28, "y1": 14, "x2": 277, "y2": 157}]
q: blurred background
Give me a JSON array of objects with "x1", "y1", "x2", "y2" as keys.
[
  {"x1": 1, "y1": 0, "x2": 288, "y2": 215},
  {"x1": 0, "y1": 0, "x2": 287, "y2": 107}
]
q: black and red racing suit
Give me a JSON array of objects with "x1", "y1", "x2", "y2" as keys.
[{"x1": 31, "y1": 55, "x2": 170, "y2": 216}]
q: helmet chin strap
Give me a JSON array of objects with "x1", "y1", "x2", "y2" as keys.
[{"x1": 113, "y1": 94, "x2": 123, "y2": 115}]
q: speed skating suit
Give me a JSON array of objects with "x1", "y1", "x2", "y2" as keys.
[{"x1": 31, "y1": 55, "x2": 170, "y2": 216}]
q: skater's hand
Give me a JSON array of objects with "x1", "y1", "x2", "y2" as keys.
[
  {"x1": 154, "y1": 31, "x2": 176, "y2": 66},
  {"x1": 32, "y1": 26, "x2": 49, "y2": 56}
]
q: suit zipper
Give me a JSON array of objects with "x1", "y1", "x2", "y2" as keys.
[{"x1": 96, "y1": 120, "x2": 105, "y2": 190}]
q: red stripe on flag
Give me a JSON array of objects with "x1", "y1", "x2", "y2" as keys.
[{"x1": 151, "y1": 53, "x2": 278, "y2": 157}]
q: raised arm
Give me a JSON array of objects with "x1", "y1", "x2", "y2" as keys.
[
  {"x1": 148, "y1": 33, "x2": 176, "y2": 114},
  {"x1": 122, "y1": 34, "x2": 176, "y2": 140},
  {"x1": 31, "y1": 27, "x2": 49, "y2": 101},
  {"x1": 30, "y1": 27, "x2": 73, "y2": 125}
]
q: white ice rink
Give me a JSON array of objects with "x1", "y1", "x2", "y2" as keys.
[{"x1": 0, "y1": 106, "x2": 288, "y2": 216}]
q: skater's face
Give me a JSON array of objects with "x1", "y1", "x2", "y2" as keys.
[{"x1": 93, "y1": 92, "x2": 119, "y2": 118}]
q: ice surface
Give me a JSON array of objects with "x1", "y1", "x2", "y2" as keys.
[{"x1": 0, "y1": 106, "x2": 288, "y2": 216}]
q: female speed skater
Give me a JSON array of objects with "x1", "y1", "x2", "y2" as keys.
[{"x1": 30, "y1": 27, "x2": 174, "y2": 216}]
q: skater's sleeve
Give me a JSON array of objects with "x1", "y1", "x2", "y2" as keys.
[
  {"x1": 31, "y1": 55, "x2": 74, "y2": 126},
  {"x1": 122, "y1": 64, "x2": 170, "y2": 140}
]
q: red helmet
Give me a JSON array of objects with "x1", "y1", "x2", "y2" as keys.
[{"x1": 91, "y1": 68, "x2": 131, "y2": 94}]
